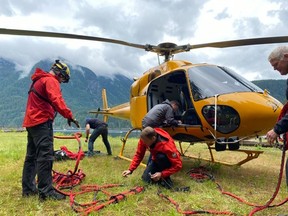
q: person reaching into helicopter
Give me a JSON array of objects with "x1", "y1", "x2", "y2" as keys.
[
  {"x1": 85, "y1": 117, "x2": 112, "y2": 156},
  {"x1": 22, "y1": 60, "x2": 80, "y2": 201},
  {"x1": 122, "y1": 126, "x2": 182, "y2": 189},
  {"x1": 142, "y1": 99, "x2": 181, "y2": 128}
]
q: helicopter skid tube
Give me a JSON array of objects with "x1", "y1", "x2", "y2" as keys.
[
  {"x1": 117, "y1": 128, "x2": 147, "y2": 167},
  {"x1": 179, "y1": 142, "x2": 264, "y2": 166}
]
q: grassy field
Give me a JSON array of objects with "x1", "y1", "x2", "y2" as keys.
[{"x1": 0, "y1": 131, "x2": 287, "y2": 216}]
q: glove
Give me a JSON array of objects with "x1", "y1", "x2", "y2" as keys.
[{"x1": 67, "y1": 118, "x2": 80, "y2": 128}]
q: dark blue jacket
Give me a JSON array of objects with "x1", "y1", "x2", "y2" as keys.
[{"x1": 85, "y1": 118, "x2": 107, "y2": 129}]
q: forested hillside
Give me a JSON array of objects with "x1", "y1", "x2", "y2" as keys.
[{"x1": 252, "y1": 79, "x2": 286, "y2": 103}]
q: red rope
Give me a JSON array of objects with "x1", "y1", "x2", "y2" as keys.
[
  {"x1": 248, "y1": 142, "x2": 287, "y2": 215},
  {"x1": 157, "y1": 190, "x2": 235, "y2": 215},
  {"x1": 52, "y1": 133, "x2": 145, "y2": 215},
  {"x1": 165, "y1": 159, "x2": 288, "y2": 215},
  {"x1": 70, "y1": 185, "x2": 145, "y2": 215},
  {"x1": 246, "y1": 103, "x2": 288, "y2": 215},
  {"x1": 188, "y1": 166, "x2": 214, "y2": 182},
  {"x1": 60, "y1": 146, "x2": 85, "y2": 160},
  {"x1": 52, "y1": 132, "x2": 86, "y2": 194}
]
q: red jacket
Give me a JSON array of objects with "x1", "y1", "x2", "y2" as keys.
[
  {"x1": 23, "y1": 68, "x2": 73, "y2": 127},
  {"x1": 129, "y1": 128, "x2": 182, "y2": 178}
]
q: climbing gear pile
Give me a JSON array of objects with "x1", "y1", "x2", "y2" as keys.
[
  {"x1": 52, "y1": 133, "x2": 145, "y2": 215},
  {"x1": 53, "y1": 132, "x2": 86, "y2": 190}
]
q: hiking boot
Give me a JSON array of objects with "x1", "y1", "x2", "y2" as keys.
[
  {"x1": 85, "y1": 151, "x2": 94, "y2": 157},
  {"x1": 39, "y1": 190, "x2": 66, "y2": 201},
  {"x1": 22, "y1": 189, "x2": 38, "y2": 197}
]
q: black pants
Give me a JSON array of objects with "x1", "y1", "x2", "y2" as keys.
[
  {"x1": 88, "y1": 125, "x2": 112, "y2": 154},
  {"x1": 286, "y1": 157, "x2": 288, "y2": 187},
  {"x1": 22, "y1": 120, "x2": 54, "y2": 196},
  {"x1": 141, "y1": 153, "x2": 173, "y2": 188}
]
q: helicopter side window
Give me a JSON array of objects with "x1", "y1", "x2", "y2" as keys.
[
  {"x1": 188, "y1": 66, "x2": 259, "y2": 101},
  {"x1": 181, "y1": 108, "x2": 200, "y2": 125},
  {"x1": 220, "y1": 66, "x2": 263, "y2": 92}
]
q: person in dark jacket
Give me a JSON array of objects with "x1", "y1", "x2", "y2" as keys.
[
  {"x1": 142, "y1": 99, "x2": 181, "y2": 128},
  {"x1": 266, "y1": 46, "x2": 288, "y2": 144},
  {"x1": 122, "y1": 127, "x2": 182, "y2": 188},
  {"x1": 22, "y1": 60, "x2": 79, "y2": 201},
  {"x1": 85, "y1": 118, "x2": 112, "y2": 156}
]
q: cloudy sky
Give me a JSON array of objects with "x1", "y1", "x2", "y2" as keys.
[{"x1": 0, "y1": 0, "x2": 288, "y2": 80}]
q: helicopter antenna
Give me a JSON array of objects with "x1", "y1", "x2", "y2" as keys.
[{"x1": 157, "y1": 54, "x2": 161, "y2": 65}]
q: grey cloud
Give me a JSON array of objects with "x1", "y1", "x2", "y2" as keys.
[
  {"x1": 0, "y1": 0, "x2": 60, "y2": 16},
  {"x1": 233, "y1": 17, "x2": 263, "y2": 37},
  {"x1": 73, "y1": 0, "x2": 208, "y2": 43},
  {"x1": 215, "y1": 8, "x2": 230, "y2": 20},
  {"x1": 0, "y1": 0, "x2": 287, "y2": 81}
]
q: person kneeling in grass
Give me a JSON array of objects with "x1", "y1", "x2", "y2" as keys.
[{"x1": 122, "y1": 126, "x2": 182, "y2": 188}]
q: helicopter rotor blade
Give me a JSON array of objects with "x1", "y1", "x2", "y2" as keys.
[
  {"x1": 187, "y1": 36, "x2": 288, "y2": 50},
  {"x1": 0, "y1": 28, "x2": 147, "y2": 50},
  {"x1": 1, "y1": 28, "x2": 288, "y2": 58}
]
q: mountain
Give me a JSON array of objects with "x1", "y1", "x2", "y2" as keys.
[
  {"x1": 0, "y1": 57, "x2": 287, "y2": 129},
  {"x1": 0, "y1": 58, "x2": 133, "y2": 128}
]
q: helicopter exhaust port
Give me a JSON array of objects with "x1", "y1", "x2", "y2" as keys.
[{"x1": 215, "y1": 136, "x2": 240, "y2": 151}]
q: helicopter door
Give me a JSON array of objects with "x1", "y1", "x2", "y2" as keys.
[{"x1": 147, "y1": 70, "x2": 201, "y2": 125}]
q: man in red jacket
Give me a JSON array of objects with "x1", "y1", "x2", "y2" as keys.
[
  {"x1": 22, "y1": 60, "x2": 80, "y2": 201},
  {"x1": 122, "y1": 127, "x2": 182, "y2": 188}
]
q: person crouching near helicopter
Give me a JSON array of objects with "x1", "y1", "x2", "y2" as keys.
[
  {"x1": 142, "y1": 99, "x2": 181, "y2": 165},
  {"x1": 122, "y1": 126, "x2": 182, "y2": 189}
]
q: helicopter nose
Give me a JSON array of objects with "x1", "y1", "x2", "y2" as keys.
[
  {"x1": 202, "y1": 92, "x2": 283, "y2": 138},
  {"x1": 233, "y1": 93, "x2": 282, "y2": 137}
]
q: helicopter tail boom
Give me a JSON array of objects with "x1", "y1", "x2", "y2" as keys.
[{"x1": 89, "y1": 89, "x2": 131, "y2": 121}]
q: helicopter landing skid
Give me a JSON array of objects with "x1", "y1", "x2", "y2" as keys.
[
  {"x1": 179, "y1": 142, "x2": 264, "y2": 166},
  {"x1": 117, "y1": 128, "x2": 147, "y2": 167}
]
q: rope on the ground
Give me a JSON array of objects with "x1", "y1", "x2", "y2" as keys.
[
  {"x1": 53, "y1": 132, "x2": 86, "y2": 193},
  {"x1": 159, "y1": 155, "x2": 288, "y2": 216},
  {"x1": 157, "y1": 190, "x2": 235, "y2": 215},
  {"x1": 70, "y1": 185, "x2": 145, "y2": 215}
]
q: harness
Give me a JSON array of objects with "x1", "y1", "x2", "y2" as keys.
[{"x1": 28, "y1": 78, "x2": 58, "y2": 118}]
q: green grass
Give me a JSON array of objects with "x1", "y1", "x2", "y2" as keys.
[{"x1": 0, "y1": 131, "x2": 287, "y2": 215}]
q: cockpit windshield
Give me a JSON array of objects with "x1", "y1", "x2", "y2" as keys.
[{"x1": 188, "y1": 65, "x2": 263, "y2": 101}]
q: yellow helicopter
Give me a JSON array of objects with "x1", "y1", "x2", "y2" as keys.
[{"x1": 0, "y1": 28, "x2": 286, "y2": 166}]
